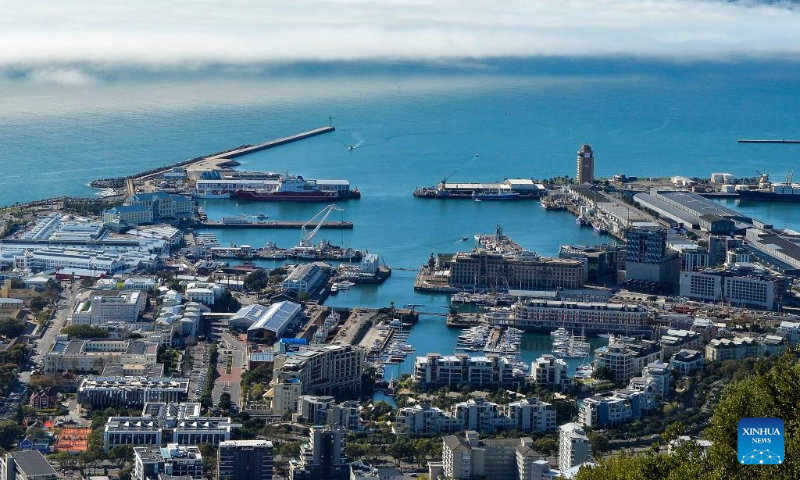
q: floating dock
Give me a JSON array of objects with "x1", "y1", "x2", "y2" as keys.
[
  {"x1": 738, "y1": 139, "x2": 800, "y2": 144},
  {"x1": 197, "y1": 220, "x2": 352, "y2": 229}
]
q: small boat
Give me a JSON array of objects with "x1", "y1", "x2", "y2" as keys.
[
  {"x1": 473, "y1": 198, "x2": 482, "y2": 202},
  {"x1": 461, "y1": 236, "x2": 469, "y2": 241},
  {"x1": 472, "y1": 191, "x2": 520, "y2": 201},
  {"x1": 333, "y1": 280, "x2": 354, "y2": 291},
  {"x1": 598, "y1": 333, "x2": 612, "y2": 339},
  {"x1": 330, "y1": 284, "x2": 339, "y2": 293},
  {"x1": 349, "y1": 145, "x2": 355, "y2": 150}
]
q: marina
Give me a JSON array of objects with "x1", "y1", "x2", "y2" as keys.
[
  {"x1": 551, "y1": 327, "x2": 591, "y2": 359},
  {"x1": 456, "y1": 325, "x2": 523, "y2": 358}
]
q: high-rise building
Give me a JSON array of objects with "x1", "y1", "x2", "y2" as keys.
[
  {"x1": 558, "y1": 423, "x2": 591, "y2": 473},
  {"x1": 289, "y1": 426, "x2": 348, "y2": 480},
  {"x1": 576, "y1": 144, "x2": 595, "y2": 184},
  {"x1": 218, "y1": 440, "x2": 274, "y2": 480},
  {"x1": 624, "y1": 226, "x2": 680, "y2": 294}
]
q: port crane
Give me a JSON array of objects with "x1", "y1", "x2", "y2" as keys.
[{"x1": 299, "y1": 204, "x2": 344, "y2": 248}]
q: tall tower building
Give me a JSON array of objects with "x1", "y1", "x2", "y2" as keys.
[
  {"x1": 576, "y1": 144, "x2": 595, "y2": 184},
  {"x1": 289, "y1": 426, "x2": 348, "y2": 480},
  {"x1": 218, "y1": 440, "x2": 273, "y2": 480}
]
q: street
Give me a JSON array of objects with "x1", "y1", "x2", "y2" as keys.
[
  {"x1": 212, "y1": 330, "x2": 245, "y2": 408},
  {"x1": 0, "y1": 283, "x2": 79, "y2": 418}
]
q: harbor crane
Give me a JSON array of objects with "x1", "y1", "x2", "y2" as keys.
[{"x1": 299, "y1": 204, "x2": 344, "y2": 248}]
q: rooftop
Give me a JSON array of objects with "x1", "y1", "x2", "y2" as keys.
[{"x1": 11, "y1": 450, "x2": 57, "y2": 477}]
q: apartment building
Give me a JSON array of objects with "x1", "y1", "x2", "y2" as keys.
[
  {"x1": 594, "y1": 339, "x2": 663, "y2": 385},
  {"x1": 441, "y1": 432, "x2": 540, "y2": 480},
  {"x1": 273, "y1": 345, "x2": 364, "y2": 398},
  {"x1": 558, "y1": 423, "x2": 591, "y2": 474},
  {"x1": 218, "y1": 440, "x2": 274, "y2": 480},
  {"x1": 494, "y1": 300, "x2": 649, "y2": 335},
  {"x1": 531, "y1": 354, "x2": 571, "y2": 391},
  {"x1": 134, "y1": 444, "x2": 203, "y2": 480},
  {"x1": 413, "y1": 353, "x2": 520, "y2": 390},
  {"x1": 448, "y1": 250, "x2": 584, "y2": 292}
]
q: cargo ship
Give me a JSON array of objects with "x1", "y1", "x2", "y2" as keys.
[
  {"x1": 232, "y1": 175, "x2": 360, "y2": 202},
  {"x1": 737, "y1": 184, "x2": 800, "y2": 203}
]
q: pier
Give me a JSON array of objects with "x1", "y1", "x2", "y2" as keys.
[
  {"x1": 738, "y1": 139, "x2": 800, "y2": 144},
  {"x1": 187, "y1": 126, "x2": 336, "y2": 173},
  {"x1": 216, "y1": 126, "x2": 335, "y2": 159},
  {"x1": 105, "y1": 126, "x2": 336, "y2": 185},
  {"x1": 197, "y1": 220, "x2": 352, "y2": 229}
]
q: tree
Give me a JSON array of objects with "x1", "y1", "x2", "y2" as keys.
[
  {"x1": 219, "y1": 392, "x2": 232, "y2": 411},
  {"x1": 29, "y1": 297, "x2": 49, "y2": 312},
  {"x1": 243, "y1": 269, "x2": 269, "y2": 292},
  {"x1": 533, "y1": 436, "x2": 558, "y2": 455},
  {"x1": 576, "y1": 352, "x2": 800, "y2": 480},
  {"x1": 211, "y1": 291, "x2": 241, "y2": 313},
  {"x1": 61, "y1": 324, "x2": 109, "y2": 339},
  {"x1": 0, "y1": 421, "x2": 24, "y2": 450},
  {"x1": 198, "y1": 443, "x2": 217, "y2": 480},
  {"x1": 663, "y1": 421, "x2": 687, "y2": 445},
  {"x1": 108, "y1": 445, "x2": 134, "y2": 468},
  {"x1": 588, "y1": 431, "x2": 610, "y2": 453},
  {"x1": 0, "y1": 318, "x2": 25, "y2": 339},
  {"x1": 592, "y1": 365, "x2": 614, "y2": 381}
]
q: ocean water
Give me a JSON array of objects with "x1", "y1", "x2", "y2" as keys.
[{"x1": 2, "y1": 59, "x2": 799, "y2": 376}]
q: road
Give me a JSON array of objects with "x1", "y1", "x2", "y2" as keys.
[
  {"x1": 212, "y1": 331, "x2": 245, "y2": 408},
  {"x1": 0, "y1": 283, "x2": 79, "y2": 418}
]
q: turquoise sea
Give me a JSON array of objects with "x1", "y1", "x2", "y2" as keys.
[{"x1": 2, "y1": 59, "x2": 800, "y2": 379}]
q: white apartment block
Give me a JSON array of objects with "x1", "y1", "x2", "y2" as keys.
[
  {"x1": 395, "y1": 398, "x2": 554, "y2": 436},
  {"x1": 393, "y1": 403, "x2": 461, "y2": 435},
  {"x1": 558, "y1": 423, "x2": 591, "y2": 473},
  {"x1": 705, "y1": 335, "x2": 787, "y2": 361},
  {"x1": 531, "y1": 354, "x2": 571, "y2": 391},
  {"x1": 669, "y1": 349, "x2": 704, "y2": 375},
  {"x1": 594, "y1": 340, "x2": 663, "y2": 385},
  {"x1": 413, "y1": 354, "x2": 519, "y2": 390},
  {"x1": 71, "y1": 290, "x2": 146, "y2": 325},
  {"x1": 505, "y1": 398, "x2": 557, "y2": 434}
]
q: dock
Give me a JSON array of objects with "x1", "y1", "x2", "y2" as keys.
[
  {"x1": 738, "y1": 139, "x2": 800, "y2": 144},
  {"x1": 197, "y1": 220, "x2": 352, "y2": 229}
]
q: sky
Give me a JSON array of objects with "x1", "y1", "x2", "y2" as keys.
[{"x1": 2, "y1": 0, "x2": 800, "y2": 84}]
